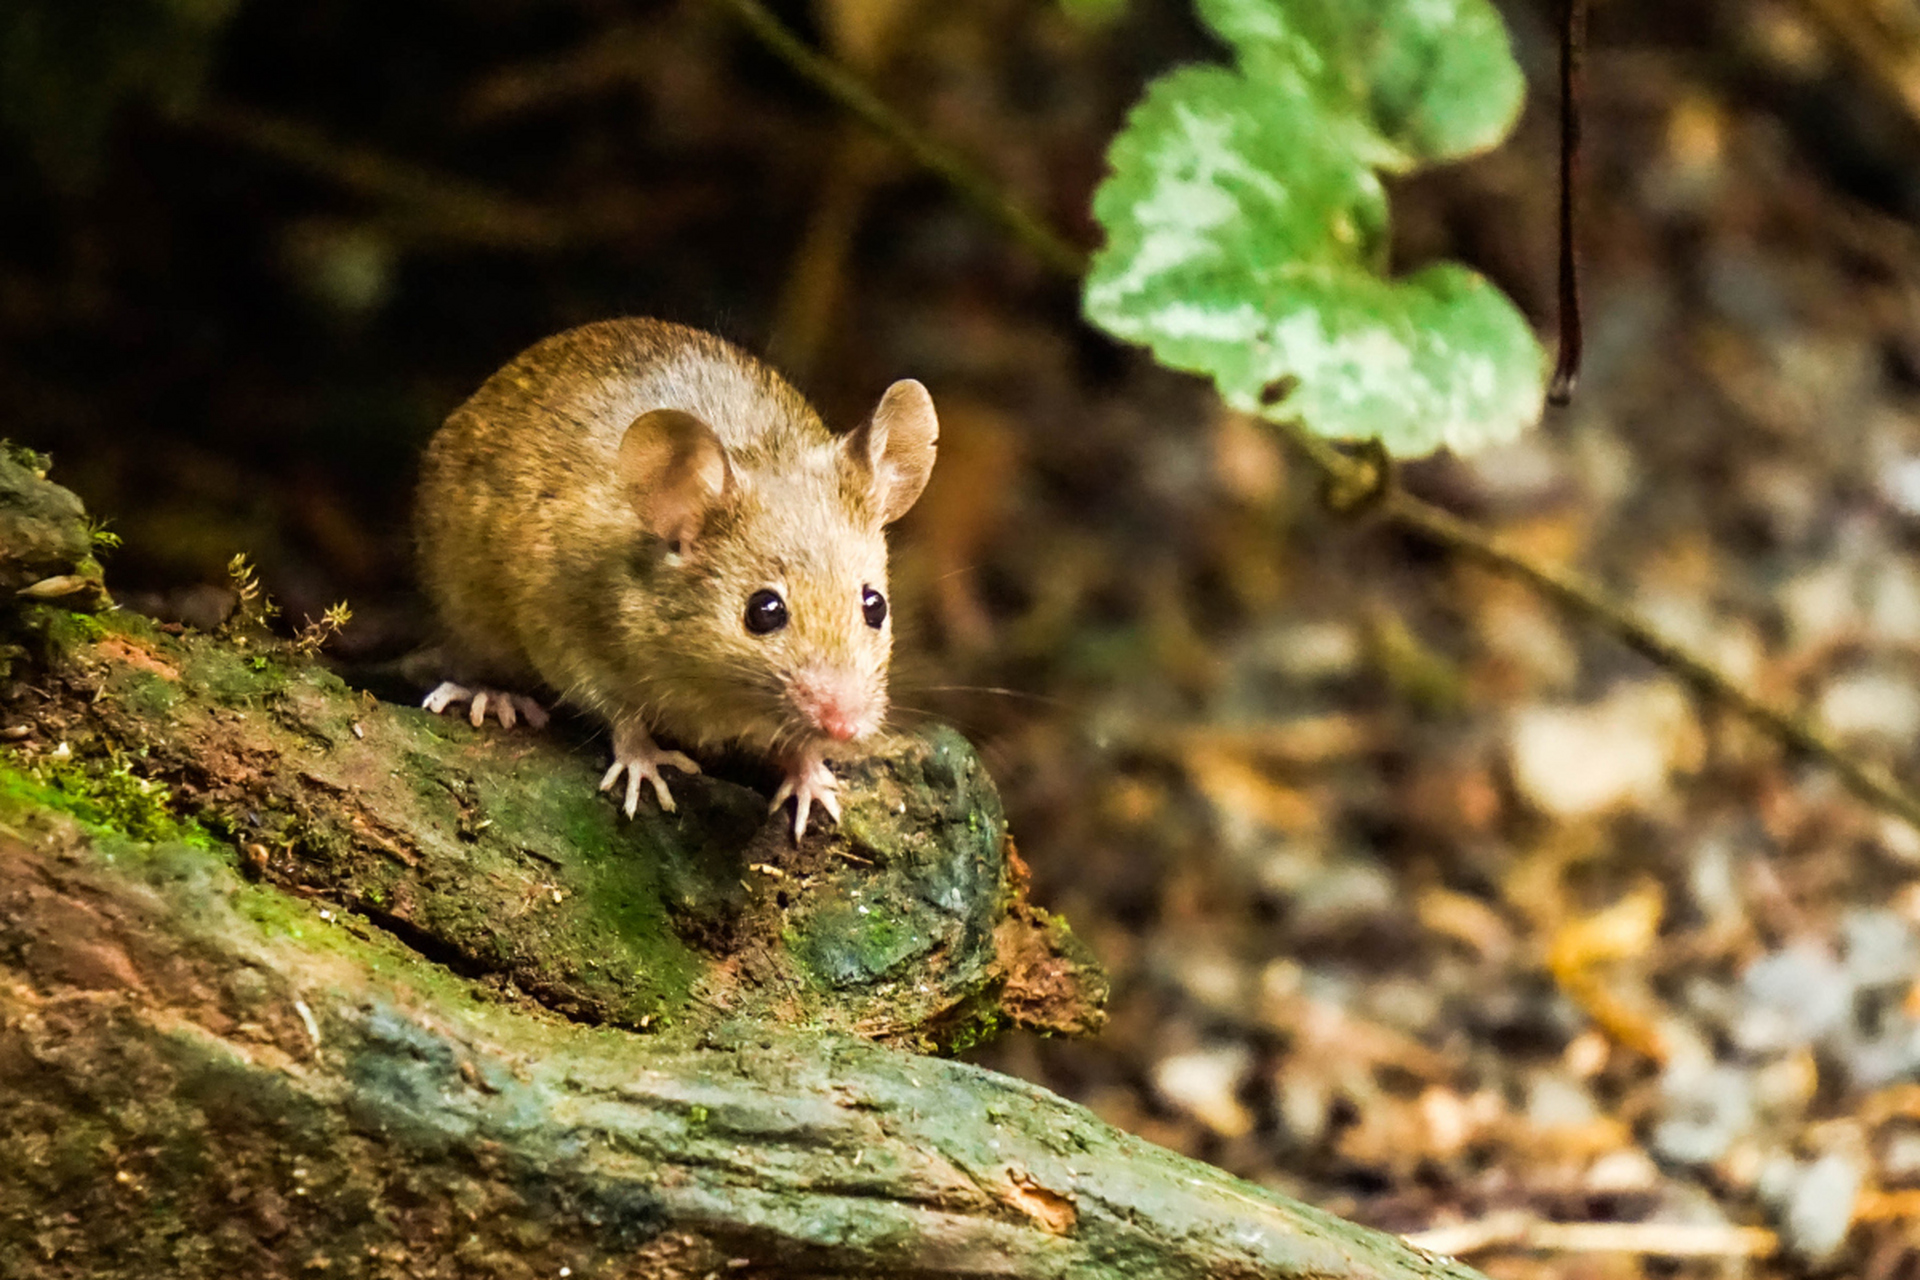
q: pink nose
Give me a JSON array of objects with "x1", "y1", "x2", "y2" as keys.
[
  {"x1": 792, "y1": 671, "x2": 869, "y2": 742},
  {"x1": 817, "y1": 710, "x2": 860, "y2": 742}
]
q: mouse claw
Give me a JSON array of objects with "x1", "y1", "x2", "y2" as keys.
[
  {"x1": 601, "y1": 724, "x2": 699, "y2": 818},
  {"x1": 422, "y1": 681, "x2": 549, "y2": 730},
  {"x1": 770, "y1": 754, "x2": 841, "y2": 842},
  {"x1": 422, "y1": 680, "x2": 469, "y2": 715}
]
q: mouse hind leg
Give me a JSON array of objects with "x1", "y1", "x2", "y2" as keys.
[
  {"x1": 420, "y1": 630, "x2": 549, "y2": 730},
  {"x1": 422, "y1": 680, "x2": 550, "y2": 729}
]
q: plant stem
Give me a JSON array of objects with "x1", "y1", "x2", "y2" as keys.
[
  {"x1": 1261, "y1": 418, "x2": 1920, "y2": 831},
  {"x1": 707, "y1": 0, "x2": 1089, "y2": 279},
  {"x1": 198, "y1": 106, "x2": 572, "y2": 249},
  {"x1": 710, "y1": 0, "x2": 1920, "y2": 833}
]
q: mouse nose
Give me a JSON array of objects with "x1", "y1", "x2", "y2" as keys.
[
  {"x1": 818, "y1": 711, "x2": 860, "y2": 742},
  {"x1": 791, "y1": 669, "x2": 872, "y2": 742}
]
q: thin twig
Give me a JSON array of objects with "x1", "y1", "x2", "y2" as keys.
[
  {"x1": 700, "y1": 0, "x2": 1920, "y2": 834},
  {"x1": 1406, "y1": 1211, "x2": 1779, "y2": 1259},
  {"x1": 197, "y1": 105, "x2": 573, "y2": 249},
  {"x1": 1277, "y1": 414, "x2": 1920, "y2": 831},
  {"x1": 1382, "y1": 487, "x2": 1920, "y2": 829},
  {"x1": 1547, "y1": 0, "x2": 1585, "y2": 405},
  {"x1": 1791, "y1": 0, "x2": 1920, "y2": 135},
  {"x1": 705, "y1": 0, "x2": 1089, "y2": 278}
]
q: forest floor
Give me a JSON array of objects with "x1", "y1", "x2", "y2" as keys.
[{"x1": 12, "y1": 1, "x2": 1920, "y2": 1275}]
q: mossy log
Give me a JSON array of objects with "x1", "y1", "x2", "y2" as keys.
[{"x1": 0, "y1": 445, "x2": 1485, "y2": 1279}]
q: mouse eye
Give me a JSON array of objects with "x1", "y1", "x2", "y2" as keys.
[
  {"x1": 744, "y1": 588, "x2": 789, "y2": 635},
  {"x1": 861, "y1": 586, "x2": 887, "y2": 630}
]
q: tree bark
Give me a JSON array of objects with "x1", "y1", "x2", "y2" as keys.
[{"x1": 0, "y1": 444, "x2": 1484, "y2": 1279}]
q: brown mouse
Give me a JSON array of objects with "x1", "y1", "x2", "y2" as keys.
[{"x1": 414, "y1": 318, "x2": 938, "y2": 839}]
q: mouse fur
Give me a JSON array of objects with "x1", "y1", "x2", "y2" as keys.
[{"x1": 415, "y1": 317, "x2": 938, "y2": 838}]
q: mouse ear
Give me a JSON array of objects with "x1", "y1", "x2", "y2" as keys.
[
  {"x1": 618, "y1": 408, "x2": 734, "y2": 549},
  {"x1": 845, "y1": 379, "x2": 938, "y2": 525}
]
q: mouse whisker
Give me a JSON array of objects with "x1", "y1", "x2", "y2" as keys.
[
  {"x1": 926, "y1": 564, "x2": 979, "y2": 584},
  {"x1": 885, "y1": 705, "x2": 983, "y2": 732},
  {"x1": 893, "y1": 683, "x2": 1063, "y2": 707}
]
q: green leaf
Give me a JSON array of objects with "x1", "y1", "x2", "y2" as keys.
[{"x1": 1083, "y1": 0, "x2": 1545, "y2": 457}]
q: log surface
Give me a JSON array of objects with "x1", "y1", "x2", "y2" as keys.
[{"x1": 0, "y1": 448, "x2": 1483, "y2": 1279}]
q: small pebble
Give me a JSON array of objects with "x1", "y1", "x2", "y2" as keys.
[
  {"x1": 1153, "y1": 1045, "x2": 1255, "y2": 1139},
  {"x1": 1291, "y1": 858, "x2": 1396, "y2": 927},
  {"x1": 1507, "y1": 681, "x2": 1700, "y2": 817},
  {"x1": 1818, "y1": 670, "x2": 1920, "y2": 743},
  {"x1": 1165, "y1": 944, "x2": 1247, "y2": 1015},
  {"x1": 1734, "y1": 943, "x2": 1853, "y2": 1054},
  {"x1": 1585, "y1": 1148, "x2": 1660, "y2": 1193},
  {"x1": 1880, "y1": 1129, "x2": 1920, "y2": 1180},
  {"x1": 1653, "y1": 1061, "x2": 1755, "y2": 1166},
  {"x1": 1686, "y1": 832, "x2": 1744, "y2": 924},
  {"x1": 1276, "y1": 1073, "x2": 1329, "y2": 1146},
  {"x1": 1779, "y1": 563, "x2": 1859, "y2": 651},
  {"x1": 1878, "y1": 454, "x2": 1920, "y2": 517},
  {"x1": 1460, "y1": 436, "x2": 1568, "y2": 506},
  {"x1": 1256, "y1": 620, "x2": 1359, "y2": 681},
  {"x1": 1751, "y1": 1051, "x2": 1818, "y2": 1116},
  {"x1": 1841, "y1": 1020, "x2": 1920, "y2": 1089},
  {"x1": 1868, "y1": 560, "x2": 1920, "y2": 643},
  {"x1": 1842, "y1": 910, "x2": 1919, "y2": 989},
  {"x1": 1882, "y1": 819, "x2": 1920, "y2": 865},
  {"x1": 1526, "y1": 1072, "x2": 1599, "y2": 1130},
  {"x1": 1776, "y1": 1153, "x2": 1862, "y2": 1261},
  {"x1": 1478, "y1": 594, "x2": 1579, "y2": 690}
]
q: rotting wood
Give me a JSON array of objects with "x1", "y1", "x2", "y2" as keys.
[{"x1": 0, "y1": 445, "x2": 1484, "y2": 1278}]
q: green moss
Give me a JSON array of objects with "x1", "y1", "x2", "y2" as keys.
[
  {"x1": 113, "y1": 668, "x2": 184, "y2": 718},
  {"x1": 0, "y1": 752, "x2": 220, "y2": 850},
  {"x1": 4, "y1": 440, "x2": 52, "y2": 475},
  {"x1": 26, "y1": 604, "x2": 169, "y2": 657},
  {"x1": 369, "y1": 758, "x2": 706, "y2": 1027},
  {"x1": 546, "y1": 780, "x2": 622, "y2": 862},
  {"x1": 185, "y1": 644, "x2": 291, "y2": 705},
  {"x1": 790, "y1": 899, "x2": 934, "y2": 988},
  {"x1": 220, "y1": 879, "x2": 502, "y2": 1016},
  {"x1": 283, "y1": 667, "x2": 364, "y2": 735},
  {"x1": 939, "y1": 1009, "x2": 1008, "y2": 1055},
  {"x1": 4, "y1": 603, "x2": 1056, "y2": 1046},
  {"x1": 41, "y1": 608, "x2": 108, "y2": 648}
]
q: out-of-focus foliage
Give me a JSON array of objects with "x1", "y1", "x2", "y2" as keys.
[
  {"x1": 0, "y1": 0, "x2": 241, "y2": 184},
  {"x1": 1060, "y1": 0, "x2": 1132, "y2": 28},
  {"x1": 1083, "y1": 0, "x2": 1545, "y2": 456}
]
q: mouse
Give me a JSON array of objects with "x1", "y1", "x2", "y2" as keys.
[{"x1": 414, "y1": 317, "x2": 938, "y2": 839}]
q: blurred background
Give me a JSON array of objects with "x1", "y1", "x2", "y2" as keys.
[{"x1": 12, "y1": 0, "x2": 1920, "y2": 1273}]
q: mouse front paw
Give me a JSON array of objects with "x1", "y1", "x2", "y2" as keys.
[
  {"x1": 770, "y1": 752, "x2": 840, "y2": 842},
  {"x1": 422, "y1": 681, "x2": 551, "y2": 730},
  {"x1": 600, "y1": 722, "x2": 701, "y2": 817}
]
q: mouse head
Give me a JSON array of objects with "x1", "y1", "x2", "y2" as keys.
[{"x1": 616, "y1": 379, "x2": 938, "y2": 754}]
